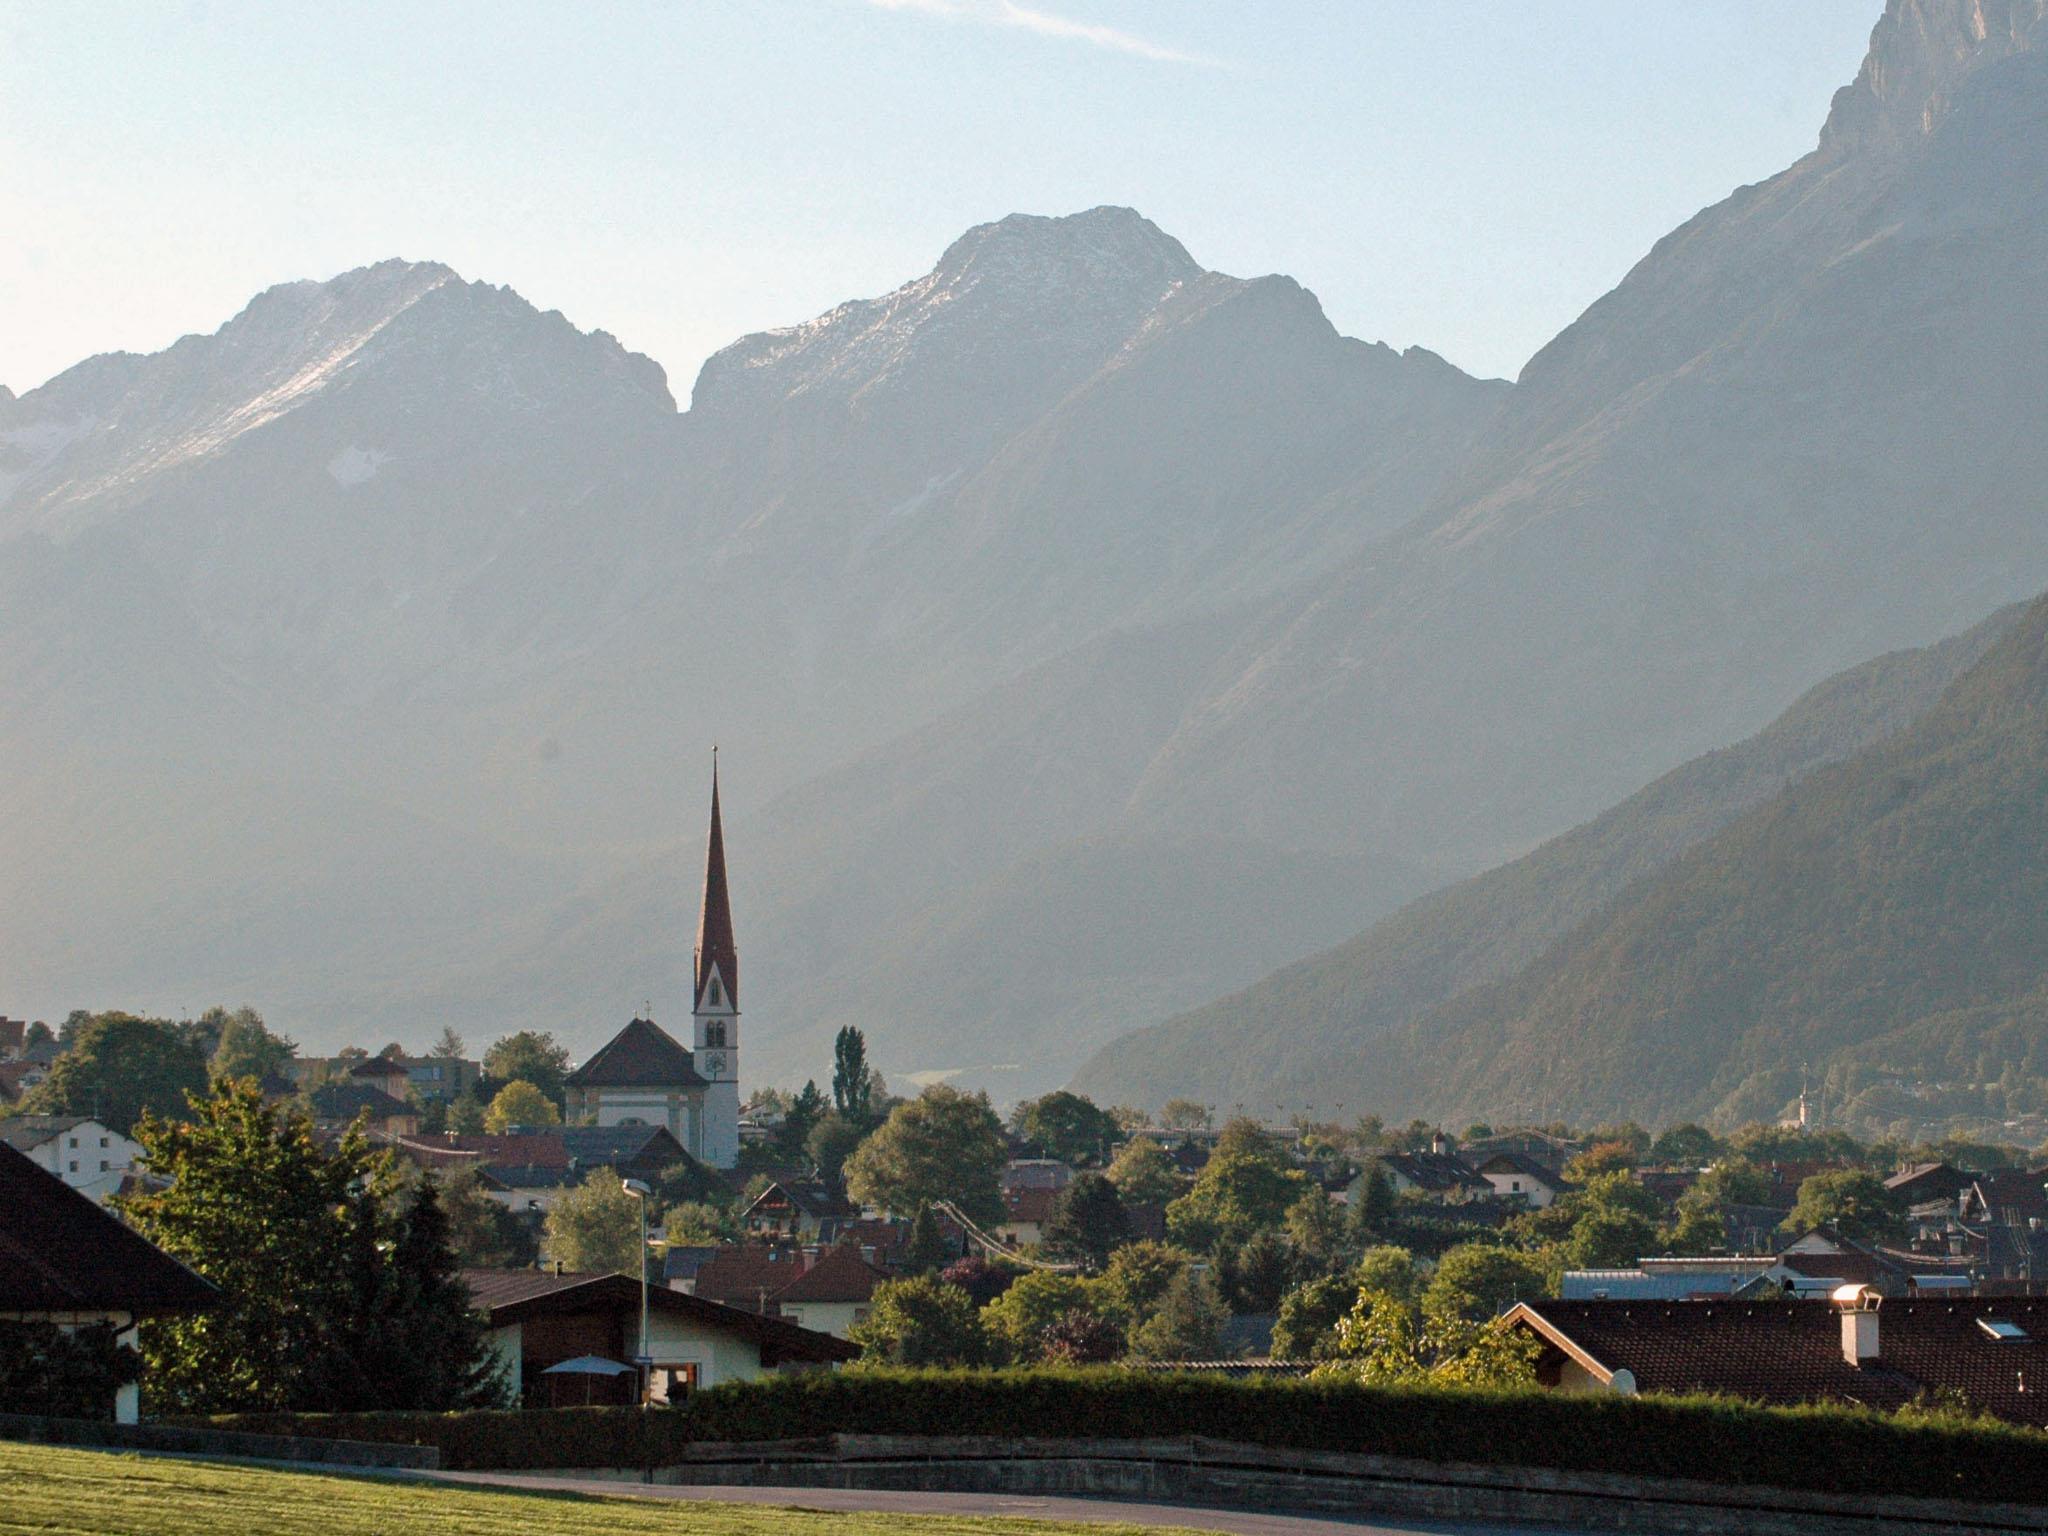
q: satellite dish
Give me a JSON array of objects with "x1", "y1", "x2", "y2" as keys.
[{"x1": 1608, "y1": 1368, "x2": 1638, "y2": 1396}]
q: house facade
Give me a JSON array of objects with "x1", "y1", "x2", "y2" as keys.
[
  {"x1": 0, "y1": 1117, "x2": 143, "y2": 1204},
  {"x1": 0, "y1": 1142, "x2": 216, "y2": 1421},
  {"x1": 465, "y1": 1268, "x2": 853, "y2": 1407}
]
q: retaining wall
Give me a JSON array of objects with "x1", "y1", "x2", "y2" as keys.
[{"x1": 623, "y1": 1433, "x2": 2048, "y2": 1536}]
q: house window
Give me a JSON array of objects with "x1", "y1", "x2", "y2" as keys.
[
  {"x1": 100, "y1": 1161, "x2": 109, "y2": 1172},
  {"x1": 67, "y1": 1137, "x2": 78, "y2": 1148},
  {"x1": 68, "y1": 1161, "x2": 78, "y2": 1173},
  {"x1": 99, "y1": 1136, "x2": 108, "y2": 1148}
]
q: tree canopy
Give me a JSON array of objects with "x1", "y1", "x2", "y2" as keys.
[
  {"x1": 24, "y1": 1013, "x2": 209, "y2": 1134},
  {"x1": 842, "y1": 1084, "x2": 1008, "y2": 1225},
  {"x1": 481, "y1": 1031, "x2": 571, "y2": 1106},
  {"x1": 541, "y1": 1169, "x2": 646, "y2": 1276},
  {"x1": 484, "y1": 1079, "x2": 560, "y2": 1133},
  {"x1": 1012, "y1": 1090, "x2": 1119, "y2": 1167}
]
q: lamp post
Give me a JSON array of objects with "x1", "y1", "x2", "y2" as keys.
[{"x1": 622, "y1": 1178, "x2": 653, "y2": 1406}]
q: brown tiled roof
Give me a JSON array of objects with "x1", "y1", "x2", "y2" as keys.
[
  {"x1": 694, "y1": 760, "x2": 739, "y2": 1010},
  {"x1": 774, "y1": 1244, "x2": 889, "y2": 1304},
  {"x1": 1002, "y1": 1187, "x2": 1057, "y2": 1224},
  {"x1": 459, "y1": 1268, "x2": 855, "y2": 1363},
  {"x1": 1513, "y1": 1297, "x2": 2048, "y2": 1425},
  {"x1": 0, "y1": 1141, "x2": 216, "y2": 1315},
  {"x1": 692, "y1": 1243, "x2": 805, "y2": 1312},
  {"x1": 349, "y1": 1057, "x2": 411, "y2": 1081},
  {"x1": 310, "y1": 1082, "x2": 414, "y2": 1121},
  {"x1": 565, "y1": 1018, "x2": 706, "y2": 1089}
]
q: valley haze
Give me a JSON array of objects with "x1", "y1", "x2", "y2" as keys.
[{"x1": 6, "y1": 0, "x2": 2048, "y2": 1140}]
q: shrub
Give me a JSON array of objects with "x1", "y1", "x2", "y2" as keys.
[
  {"x1": 0, "y1": 1321, "x2": 138, "y2": 1419},
  {"x1": 175, "y1": 1369, "x2": 2048, "y2": 1506}
]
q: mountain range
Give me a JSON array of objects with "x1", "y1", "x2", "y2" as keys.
[{"x1": 7, "y1": 0, "x2": 2048, "y2": 1118}]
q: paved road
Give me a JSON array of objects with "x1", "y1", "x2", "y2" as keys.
[{"x1": 417, "y1": 1469, "x2": 1583, "y2": 1536}]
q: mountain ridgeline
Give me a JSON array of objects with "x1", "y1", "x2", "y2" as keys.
[{"x1": 7, "y1": 0, "x2": 2048, "y2": 1117}]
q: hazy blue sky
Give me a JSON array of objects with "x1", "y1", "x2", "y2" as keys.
[{"x1": 3, "y1": 1, "x2": 1882, "y2": 397}]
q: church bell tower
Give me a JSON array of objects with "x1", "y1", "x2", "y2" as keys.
[{"x1": 691, "y1": 752, "x2": 741, "y2": 1167}]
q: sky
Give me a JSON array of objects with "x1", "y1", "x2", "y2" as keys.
[{"x1": 1, "y1": 1, "x2": 1884, "y2": 399}]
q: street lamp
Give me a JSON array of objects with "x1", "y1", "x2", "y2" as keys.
[{"x1": 622, "y1": 1178, "x2": 653, "y2": 1406}]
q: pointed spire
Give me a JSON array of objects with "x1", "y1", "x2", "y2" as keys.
[{"x1": 695, "y1": 750, "x2": 738, "y2": 1010}]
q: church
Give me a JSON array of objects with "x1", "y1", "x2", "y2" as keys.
[{"x1": 564, "y1": 761, "x2": 742, "y2": 1167}]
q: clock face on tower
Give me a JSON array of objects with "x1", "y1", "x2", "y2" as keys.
[{"x1": 703, "y1": 1052, "x2": 728, "y2": 1079}]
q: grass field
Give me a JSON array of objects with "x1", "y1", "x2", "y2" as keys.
[{"x1": 0, "y1": 1442, "x2": 1197, "y2": 1536}]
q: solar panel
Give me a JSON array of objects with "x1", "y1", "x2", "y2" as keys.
[{"x1": 1979, "y1": 1318, "x2": 2029, "y2": 1341}]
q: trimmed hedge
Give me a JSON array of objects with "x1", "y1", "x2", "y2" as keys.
[{"x1": 175, "y1": 1367, "x2": 2048, "y2": 1504}]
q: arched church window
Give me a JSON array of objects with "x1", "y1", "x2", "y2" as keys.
[{"x1": 706, "y1": 1021, "x2": 726, "y2": 1048}]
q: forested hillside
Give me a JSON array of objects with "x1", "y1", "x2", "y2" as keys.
[
  {"x1": 1074, "y1": 605, "x2": 2020, "y2": 1113},
  {"x1": 1353, "y1": 587, "x2": 2048, "y2": 1132}
]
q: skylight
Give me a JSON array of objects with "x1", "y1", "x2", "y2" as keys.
[{"x1": 1979, "y1": 1318, "x2": 2029, "y2": 1342}]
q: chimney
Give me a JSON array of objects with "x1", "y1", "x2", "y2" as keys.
[{"x1": 1833, "y1": 1284, "x2": 1881, "y2": 1366}]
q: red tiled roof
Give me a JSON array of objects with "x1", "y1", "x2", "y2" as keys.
[
  {"x1": 1514, "y1": 1297, "x2": 2048, "y2": 1425},
  {"x1": 565, "y1": 1018, "x2": 706, "y2": 1090},
  {"x1": 695, "y1": 759, "x2": 739, "y2": 1011},
  {"x1": 460, "y1": 1268, "x2": 855, "y2": 1363},
  {"x1": 774, "y1": 1244, "x2": 888, "y2": 1304},
  {"x1": 0, "y1": 1141, "x2": 216, "y2": 1315}
]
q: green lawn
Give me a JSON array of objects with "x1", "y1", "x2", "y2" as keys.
[{"x1": 0, "y1": 1442, "x2": 1195, "y2": 1536}]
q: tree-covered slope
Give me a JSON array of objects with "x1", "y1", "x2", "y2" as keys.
[
  {"x1": 1072, "y1": 603, "x2": 2020, "y2": 1114},
  {"x1": 1363, "y1": 586, "x2": 2048, "y2": 1130}
]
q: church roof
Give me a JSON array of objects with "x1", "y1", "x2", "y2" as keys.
[
  {"x1": 565, "y1": 1017, "x2": 707, "y2": 1090},
  {"x1": 695, "y1": 757, "x2": 739, "y2": 1010}
]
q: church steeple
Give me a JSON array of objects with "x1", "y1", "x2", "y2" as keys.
[{"x1": 694, "y1": 752, "x2": 738, "y2": 1011}]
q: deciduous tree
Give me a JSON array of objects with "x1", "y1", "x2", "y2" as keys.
[
  {"x1": 207, "y1": 1007, "x2": 297, "y2": 1087},
  {"x1": 542, "y1": 1168, "x2": 645, "y2": 1275},
  {"x1": 1012, "y1": 1090, "x2": 1119, "y2": 1167},
  {"x1": 1104, "y1": 1136, "x2": 1181, "y2": 1206},
  {"x1": 484, "y1": 1079, "x2": 560, "y2": 1133},
  {"x1": 850, "y1": 1276, "x2": 991, "y2": 1366},
  {"x1": 24, "y1": 1013, "x2": 209, "y2": 1134},
  {"x1": 1039, "y1": 1172, "x2": 1130, "y2": 1270},
  {"x1": 1165, "y1": 1119, "x2": 1308, "y2": 1253},
  {"x1": 482, "y1": 1031, "x2": 571, "y2": 1107},
  {"x1": 843, "y1": 1084, "x2": 1007, "y2": 1225}
]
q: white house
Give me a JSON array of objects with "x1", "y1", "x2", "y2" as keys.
[
  {"x1": 1473, "y1": 1151, "x2": 1571, "y2": 1209},
  {"x1": 0, "y1": 1117, "x2": 143, "y2": 1204},
  {"x1": 768, "y1": 1245, "x2": 890, "y2": 1340},
  {"x1": 463, "y1": 1268, "x2": 855, "y2": 1407},
  {"x1": 0, "y1": 1141, "x2": 215, "y2": 1422}
]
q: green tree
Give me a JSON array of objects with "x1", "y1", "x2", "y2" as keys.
[
  {"x1": 1159, "y1": 1099, "x2": 1212, "y2": 1132},
  {"x1": 1317, "y1": 1290, "x2": 1539, "y2": 1387},
  {"x1": 1012, "y1": 1090, "x2": 1120, "y2": 1167},
  {"x1": 448, "y1": 1091, "x2": 487, "y2": 1135},
  {"x1": 842, "y1": 1084, "x2": 1007, "y2": 1224},
  {"x1": 901, "y1": 1204, "x2": 955, "y2": 1276},
  {"x1": 1563, "y1": 1206, "x2": 1660, "y2": 1269},
  {"x1": 1786, "y1": 1168, "x2": 1907, "y2": 1243},
  {"x1": 482, "y1": 1031, "x2": 571, "y2": 1106},
  {"x1": 1353, "y1": 1244, "x2": 1421, "y2": 1304},
  {"x1": 1694, "y1": 1156, "x2": 1773, "y2": 1207},
  {"x1": 207, "y1": 1007, "x2": 297, "y2": 1087},
  {"x1": 781, "y1": 1079, "x2": 829, "y2": 1158},
  {"x1": 1284, "y1": 1188, "x2": 1347, "y2": 1271},
  {"x1": 1348, "y1": 1163, "x2": 1398, "y2": 1245},
  {"x1": 1128, "y1": 1267, "x2": 1227, "y2": 1361},
  {"x1": 1271, "y1": 1273, "x2": 1357, "y2": 1360},
  {"x1": 1165, "y1": 1119, "x2": 1308, "y2": 1253},
  {"x1": 25, "y1": 1013, "x2": 209, "y2": 1134},
  {"x1": 1422, "y1": 1244, "x2": 1547, "y2": 1323},
  {"x1": 1563, "y1": 1140, "x2": 1638, "y2": 1182},
  {"x1": 484, "y1": 1079, "x2": 560, "y2": 1133},
  {"x1": 1218, "y1": 1229, "x2": 1298, "y2": 1314},
  {"x1": 1649, "y1": 1123, "x2": 1722, "y2": 1164},
  {"x1": 832, "y1": 1026, "x2": 875, "y2": 1123},
  {"x1": 982, "y1": 1271, "x2": 1100, "y2": 1363},
  {"x1": 438, "y1": 1164, "x2": 536, "y2": 1268},
  {"x1": 429, "y1": 1027, "x2": 467, "y2": 1059},
  {"x1": 1104, "y1": 1136, "x2": 1182, "y2": 1206},
  {"x1": 1040, "y1": 1310, "x2": 1126, "y2": 1364},
  {"x1": 663, "y1": 1201, "x2": 740, "y2": 1245},
  {"x1": 850, "y1": 1276, "x2": 991, "y2": 1366},
  {"x1": 1039, "y1": 1173, "x2": 1130, "y2": 1270},
  {"x1": 1099, "y1": 1240, "x2": 1195, "y2": 1326},
  {"x1": 806, "y1": 1112, "x2": 867, "y2": 1187},
  {"x1": 364, "y1": 1178, "x2": 506, "y2": 1408},
  {"x1": 1663, "y1": 1197, "x2": 1729, "y2": 1256},
  {"x1": 121, "y1": 1081, "x2": 499, "y2": 1411},
  {"x1": 542, "y1": 1169, "x2": 645, "y2": 1275}
]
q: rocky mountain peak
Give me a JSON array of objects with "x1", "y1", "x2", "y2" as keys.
[
  {"x1": 689, "y1": 207, "x2": 1203, "y2": 420},
  {"x1": 1820, "y1": 0, "x2": 2048, "y2": 154}
]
